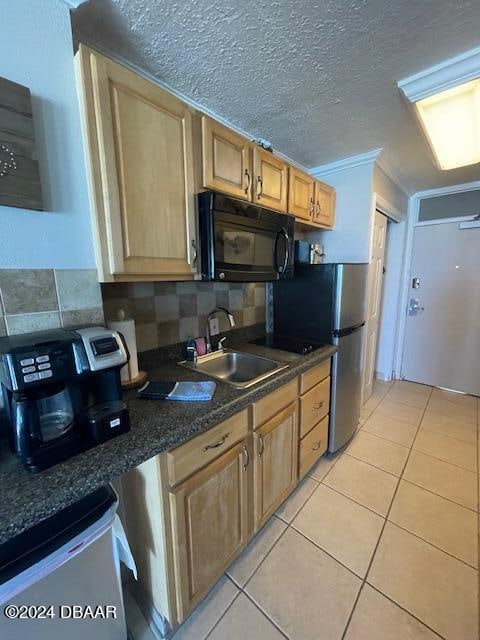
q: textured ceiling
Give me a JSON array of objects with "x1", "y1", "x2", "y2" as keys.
[{"x1": 72, "y1": 0, "x2": 480, "y2": 193}]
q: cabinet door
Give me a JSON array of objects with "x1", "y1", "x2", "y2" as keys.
[
  {"x1": 169, "y1": 440, "x2": 250, "y2": 621},
  {"x1": 314, "y1": 180, "x2": 336, "y2": 228},
  {"x1": 202, "y1": 117, "x2": 252, "y2": 200},
  {"x1": 79, "y1": 46, "x2": 197, "y2": 279},
  {"x1": 253, "y1": 147, "x2": 288, "y2": 212},
  {"x1": 254, "y1": 402, "x2": 298, "y2": 530},
  {"x1": 288, "y1": 167, "x2": 315, "y2": 221}
]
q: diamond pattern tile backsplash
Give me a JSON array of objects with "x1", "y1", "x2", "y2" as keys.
[{"x1": 102, "y1": 281, "x2": 267, "y2": 353}]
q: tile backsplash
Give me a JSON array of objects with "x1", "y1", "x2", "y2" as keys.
[
  {"x1": 102, "y1": 281, "x2": 267, "y2": 353},
  {"x1": 0, "y1": 269, "x2": 104, "y2": 336},
  {"x1": 0, "y1": 271, "x2": 267, "y2": 356}
]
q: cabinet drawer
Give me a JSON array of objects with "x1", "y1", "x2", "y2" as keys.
[
  {"x1": 166, "y1": 409, "x2": 249, "y2": 486},
  {"x1": 252, "y1": 378, "x2": 298, "y2": 428},
  {"x1": 300, "y1": 359, "x2": 331, "y2": 394},
  {"x1": 299, "y1": 376, "x2": 330, "y2": 438},
  {"x1": 299, "y1": 415, "x2": 328, "y2": 478}
]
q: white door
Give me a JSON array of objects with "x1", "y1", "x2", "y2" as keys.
[
  {"x1": 402, "y1": 222, "x2": 480, "y2": 395},
  {"x1": 363, "y1": 211, "x2": 388, "y2": 402}
]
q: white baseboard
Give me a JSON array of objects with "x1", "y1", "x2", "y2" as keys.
[{"x1": 374, "y1": 370, "x2": 392, "y2": 382}]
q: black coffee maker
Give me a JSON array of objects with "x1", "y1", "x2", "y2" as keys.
[{"x1": 0, "y1": 327, "x2": 131, "y2": 472}]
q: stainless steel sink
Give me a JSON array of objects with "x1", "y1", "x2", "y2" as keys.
[{"x1": 179, "y1": 349, "x2": 289, "y2": 389}]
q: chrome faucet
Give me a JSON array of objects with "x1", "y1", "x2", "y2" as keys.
[{"x1": 206, "y1": 307, "x2": 235, "y2": 352}]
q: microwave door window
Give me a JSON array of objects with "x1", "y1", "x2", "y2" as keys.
[
  {"x1": 215, "y1": 226, "x2": 275, "y2": 270},
  {"x1": 223, "y1": 231, "x2": 255, "y2": 264}
]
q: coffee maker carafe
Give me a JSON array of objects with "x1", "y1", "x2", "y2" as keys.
[{"x1": 0, "y1": 327, "x2": 130, "y2": 472}]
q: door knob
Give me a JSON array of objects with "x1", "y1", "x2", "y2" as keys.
[{"x1": 408, "y1": 298, "x2": 425, "y2": 316}]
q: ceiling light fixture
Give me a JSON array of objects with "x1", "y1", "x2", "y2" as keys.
[{"x1": 399, "y1": 46, "x2": 480, "y2": 171}]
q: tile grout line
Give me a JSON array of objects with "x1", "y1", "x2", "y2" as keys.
[
  {"x1": 321, "y1": 478, "x2": 394, "y2": 517},
  {"x1": 213, "y1": 383, "x2": 477, "y2": 640},
  {"x1": 364, "y1": 583, "x2": 447, "y2": 640},
  {"x1": 340, "y1": 451, "x2": 404, "y2": 479},
  {"x1": 416, "y1": 424, "x2": 478, "y2": 446},
  {"x1": 358, "y1": 423, "x2": 418, "y2": 446},
  {"x1": 234, "y1": 466, "x2": 361, "y2": 635},
  {"x1": 344, "y1": 450, "x2": 408, "y2": 477},
  {"x1": 241, "y1": 590, "x2": 290, "y2": 639},
  {"x1": 397, "y1": 476, "x2": 478, "y2": 514},
  {"x1": 340, "y1": 384, "x2": 434, "y2": 640},
  {"x1": 408, "y1": 445, "x2": 478, "y2": 474},
  {"x1": 354, "y1": 420, "x2": 478, "y2": 474},
  {"x1": 318, "y1": 477, "x2": 478, "y2": 568},
  {"x1": 202, "y1": 588, "x2": 241, "y2": 640}
]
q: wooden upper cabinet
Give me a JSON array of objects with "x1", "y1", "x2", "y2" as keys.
[
  {"x1": 252, "y1": 147, "x2": 288, "y2": 213},
  {"x1": 313, "y1": 180, "x2": 336, "y2": 229},
  {"x1": 253, "y1": 402, "x2": 298, "y2": 530},
  {"x1": 75, "y1": 45, "x2": 197, "y2": 281},
  {"x1": 201, "y1": 117, "x2": 252, "y2": 200},
  {"x1": 288, "y1": 167, "x2": 315, "y2": 221},
  {"x1": 169, "y1": 440, "x2": 250, "y2": 621}
]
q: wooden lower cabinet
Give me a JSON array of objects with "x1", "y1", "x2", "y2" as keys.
[
  {"x1": 121, "y1": 361, "x2": 332, "y2": 632},
  {"x1": 169, "y1": 439, "x2": 251, "y2": 620},
  {"x1": 253, "y1": 402, "x2": 298, "y2": 530},
  {"x1": 298, "y1": 359, "x2": 332, "y2": 478},
  {"x1": 299, "y1": 376, "x2": 330, "y2": 438},
  {"x1": 299, "y1": 415, "x2": 328, "y2": 478}
]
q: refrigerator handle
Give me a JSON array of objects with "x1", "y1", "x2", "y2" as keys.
[{"x1": 333, "y1": 321, "x2": 365, "y2": 338}]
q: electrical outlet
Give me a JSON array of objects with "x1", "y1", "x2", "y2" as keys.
[{"x1": 209, "y1": 317, "x2": 220, "y2": 336}]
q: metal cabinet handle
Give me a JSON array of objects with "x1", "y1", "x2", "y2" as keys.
[
  {"x1": 311, "y1": 441, "x2": 322, "y2": 451},
  {"x1": 203, "y1": 433, "x2": 229, "y2": 451},
  {"x1": 244, "y1": 169, "x2": 251, "y2": 194},
  {"x1": 191, "y1": 238, "x2": 198, "y2": 268},
  {"x1": 316, "y1": 201, "x2": 321, "y2": 217},
  {"x1": 312, "y1": 401, "x2": 324, "y2": 411},
  {"x1": 256, "y1": 176, "x2": 263, "y2": 199},
  {"x1": 242, "y1": 444, "x2": 250, "y2": 471},
  {"x1": 257, "y1": 434, "x2": 264, "y2": 458},
  {"x1": 309, "y1": 197, "x2": 315, "y2": 215}
]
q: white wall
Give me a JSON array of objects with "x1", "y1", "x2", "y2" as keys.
[
  {"x1": 305, "y1": 159, "x2": 409, "y2": 381},
  {"x1": 306, "y1": 163, "x2": 374, "y2": 263},
  {"x1": 0, "y1": 0, "x2": 95, "y2": 269},
  {"x1": 373, "y1": 166, "x2": 409, "y2": 216}
]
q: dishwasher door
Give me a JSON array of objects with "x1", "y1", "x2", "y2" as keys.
[{"x1": 328, "y1": 325, "x2": 364, "y2": 453}]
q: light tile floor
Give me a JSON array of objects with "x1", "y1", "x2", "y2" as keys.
[{"x1": 172, "y1": 380, "x2": 479, "y2": 640}]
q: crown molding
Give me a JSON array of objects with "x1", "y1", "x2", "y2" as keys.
[
  {"x1": 375, "y1": 153, "x2": 412, "y2": 196},
  {"x1": 310, "y1": 148, "x2": 382, "y2": 177},
  {"x1": 398, "y1": 46, "x2": 480, "y2": 102},
  {"x1": 74, "y1": 34, "x2": 309, "y2": 173}
]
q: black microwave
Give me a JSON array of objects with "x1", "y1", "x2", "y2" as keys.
[{"x1": 198, "y1": 191, "x2": 294, "y2": 282}]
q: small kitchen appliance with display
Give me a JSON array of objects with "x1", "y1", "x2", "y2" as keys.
[{"x1": 0, "y1": 327, "x2": 130, "y2": 472}]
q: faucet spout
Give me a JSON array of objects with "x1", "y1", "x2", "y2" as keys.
[{"x1": 206, "y1": 306, "x2": 235, "y2": 352}]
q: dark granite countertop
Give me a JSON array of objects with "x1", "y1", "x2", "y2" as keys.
[{"x1": 0, "y1": 340, "x2": 336, "y2": 545}]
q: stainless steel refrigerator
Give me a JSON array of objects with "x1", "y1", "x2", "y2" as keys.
[{"x1": 273, "y1": 263, "x2": 368, "y2": 452}]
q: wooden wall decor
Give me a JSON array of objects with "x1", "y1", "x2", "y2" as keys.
[{"x1": 0, "y1": 77, "x2": 43, "y2": 210}]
